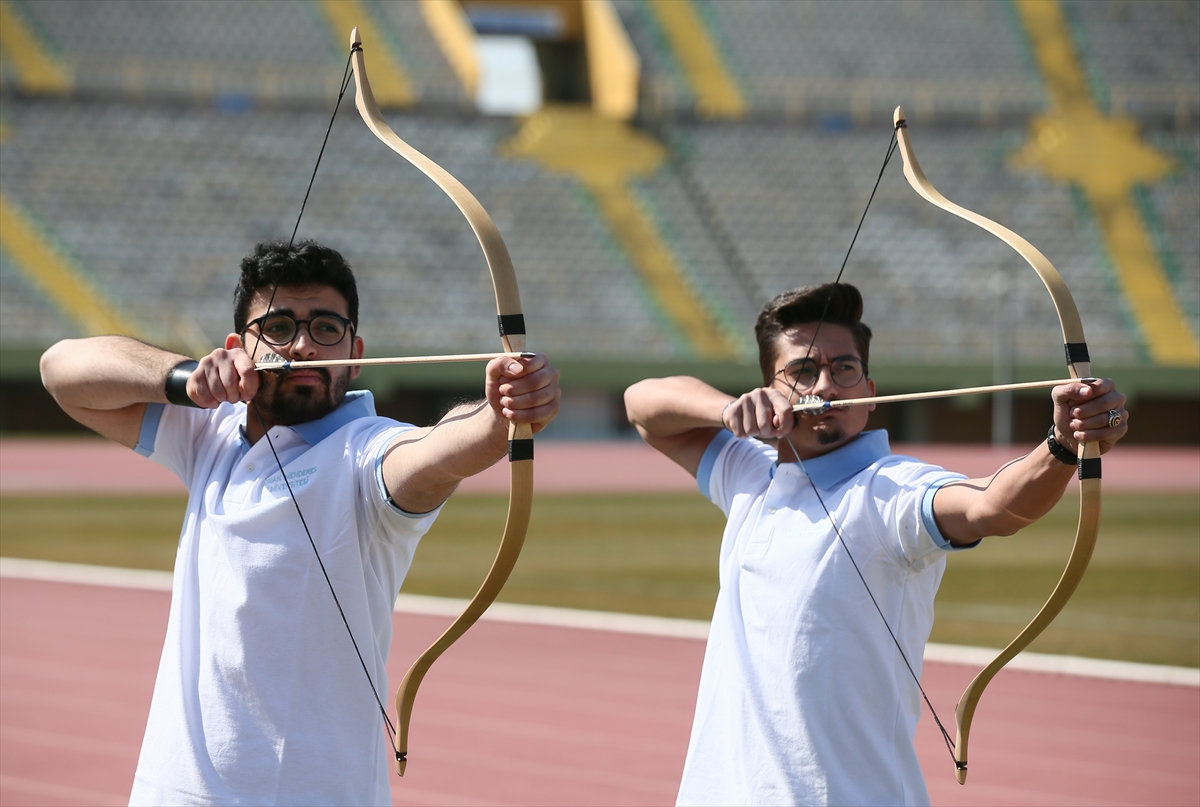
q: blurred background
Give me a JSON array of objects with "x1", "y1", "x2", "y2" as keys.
[
  {"x1": 1, "y1": 0, "x2": 1196, "y2": 444},
  {"x1": 2, "y1": 6, "x2": 1196, "y2": 803}
]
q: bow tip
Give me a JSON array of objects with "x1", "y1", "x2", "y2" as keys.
[
  {"x1": 350, "y1": 26, "x2": 361, "y2": 48},
  {"x1": 395, "y1": 752, "x2": 407, "y2": 777},
  {"x1": 955, "y1": 762, "x2": 967, "y2": 785},
  {"x1": 893, "y1": 106, "x2": 906, "y2": 126}
]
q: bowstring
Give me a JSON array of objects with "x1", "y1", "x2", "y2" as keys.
[
  {"x1": 784, "y1": 431, "x2": 957, "y2": 762},
  {"x1": 785, "y1": 128, "x2": 897, "y2": 403},
  {"x1": 786, "y1": 120, "x2": 959, "y2": 763},
  {"x1": 247, "y1": 44, "x2": 400, "y2": 756}
]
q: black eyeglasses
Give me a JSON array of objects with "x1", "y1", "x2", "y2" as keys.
[
  {"x1": 774, "y1": 356, "x2": 866, "y2": 392},
  {"x1": 243, "y1": 313, "x2": 355, "y2": 347}
]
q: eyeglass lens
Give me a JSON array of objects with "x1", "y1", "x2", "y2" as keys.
[
  {"x1": 779, "y1": 358, "x2": 864, "y2": 390},
  {"x1": 256, "y1": 314, "x2": 349, "y2": 347}
]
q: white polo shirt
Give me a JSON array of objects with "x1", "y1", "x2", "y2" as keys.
[
  {"x1": 128, "y1": 391, "x2": 437, "y2": 807},
  {"x1": 677, "y1": 430, "x2": 970, "y2": 807}
]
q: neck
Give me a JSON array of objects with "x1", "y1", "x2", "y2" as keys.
[
  {"x1": 780, "y1": 430, "x2": 860, "y2": 463},
  {"x1": 245, "y1": 404, "x2": 275, "y2": 445}
]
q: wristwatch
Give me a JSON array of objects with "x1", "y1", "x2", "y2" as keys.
[{"x1": 1045, "y1": 425, "x2": 1078, "y2": 466}]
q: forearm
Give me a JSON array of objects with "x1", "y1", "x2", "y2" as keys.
[
  {"x1": 41, "y1": 337, "x2": 187, "y2": 411},
  {"x1": 936, "y1": 440, "x2": 1077, "y2": 543},
  {"x1": 424, "y1": 400, "x2": 512, "y2": 482},
  {"x1": 382, "y1": 400, "x2": 510, "y2": 513},
  {"x1": 624, "y1": 376, "x2": 730, "y2": 438}
]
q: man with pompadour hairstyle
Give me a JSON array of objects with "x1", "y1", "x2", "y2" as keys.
[{"x1": 625, "y1": 282, "x2": 1128, "y2": 807}]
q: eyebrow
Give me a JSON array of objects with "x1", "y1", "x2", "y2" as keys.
[
  {"x1": 784, "y1": 354, "x2": 862, "y2": 366},
  {"x1": 257, "y1": 307, "x2": 346, "y2": 319}
]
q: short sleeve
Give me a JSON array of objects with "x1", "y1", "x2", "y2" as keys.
[
  {"x1": 137, "y1": 402, "x2": 236, "y2": 487},
  {"x1": 363, "y1": 424, "x2": 444, "y2": 534},
  {"x1": 922, "y1": 477, "x2": 981, "y2": 551},
  {"x1": 698, "y1": 431, "x2": 777, "y2": 515},
  {"x1": 870, "y1": 459, "x2": 969, "y2": 570}
]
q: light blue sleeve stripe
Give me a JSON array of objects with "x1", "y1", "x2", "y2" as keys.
[
  {"x1": 374, "y1": 431, "x2": 438, "y2": 519},
  {"x1": 135, "y1": 403, "x2": 165, "y2": 458},
  {"x1": 696, "y1": 430, "x2": 734, "y2": 501},
  {"x1": 922, "y1": 475, "x2": 979, "y2": 550}
]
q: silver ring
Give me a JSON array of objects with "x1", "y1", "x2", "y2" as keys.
[{"x1": 1107, "y1": 409, "x2": 1122, "y2": 428}]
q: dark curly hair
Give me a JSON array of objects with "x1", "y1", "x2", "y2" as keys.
[
  {"x1": 754, "y1": 283, "x2": 872, "y2": 384},
  {"x1": 233, "y1": 241, "x2": 359, "y2": 333}
]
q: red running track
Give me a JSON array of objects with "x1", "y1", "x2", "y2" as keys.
[
  {"x1": 2, "y1": 577, "x2": 1197, "y2": 807},
  {"x1": 2, "y1": 438, "x2": 1197, "y2": 496}
]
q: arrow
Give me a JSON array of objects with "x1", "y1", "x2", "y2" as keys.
[
  {"x1": 255, "y1": 351, "x2": 534, "y2": 371},
  {"x1": 793, "y1": 377, "x2": 1095, "y2": 414}
]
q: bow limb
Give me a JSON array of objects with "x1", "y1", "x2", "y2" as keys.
[
  {"x1": 349, "y1": 28, "x2": 534, "y2": 776},
  {"x1": 892, "y1": 107, "x2": 1102, "y2": 784}
]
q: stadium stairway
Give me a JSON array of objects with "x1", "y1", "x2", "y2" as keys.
[
  {"x1": 503, "y1": 106, "x2": 743, "y2": 359},
  {"x1": 0, "y1": 193, "x2": 144, "y2": 341},
  {"x1": 0, "y1": 0, "x2": 71, "y2": 96},
  {"x1": 314, "y1": 0, "x2": 415, "y2": 109},
  {"x1": 645, "y1": 0, "x2": 745, "y2": 119},
  {"x1": 1010, "y1": 0, "x2": 1199, "y2": 366}
]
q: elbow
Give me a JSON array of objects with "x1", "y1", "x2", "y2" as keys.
[
  {"x1": 39, "y1": 340, "x2": 76, "y2": 401},
  {"x1": 623, "y1": 382, "x2": 647, "y2": 429}
]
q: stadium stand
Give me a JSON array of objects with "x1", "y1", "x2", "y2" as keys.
[
  {"x1": 618, "y1": 0, "x2": 1198, "y2": 124},
  {"x1": 1070, "y1": 0, "x2": 1199, "y2": 114},
  {"x1": 639, "y1": 121, "x2": 1145, "y2": 367},
  {"x1": 1, "y1": 0, "x2": 1196, "y2": 440},
  {"x1": 0, "y1": 98, "x2": 671, "y2": 360}
]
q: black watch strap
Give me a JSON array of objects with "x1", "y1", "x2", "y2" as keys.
[
  {"x1": 1045, "y1": 425, "x2": 1077, "y2": 466},
  {"x1": 165, "y1": 359, "x2": 200, "y2": 407}
]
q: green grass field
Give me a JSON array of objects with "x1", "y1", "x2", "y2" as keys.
[{"x1": 2, "y1": 491, "x2": 1196, "y2": 667}]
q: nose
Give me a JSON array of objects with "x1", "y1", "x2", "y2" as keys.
[
  {"x1": 809, "y1": 364, "x2": 840, "y2": 399},
  {"x1": 286, "y1": 324, "x2": 320, "y2": 358}
]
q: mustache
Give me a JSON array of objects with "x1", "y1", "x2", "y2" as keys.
[{"x1": 272, "y1": 366, "x2": 332, "y2": 384}]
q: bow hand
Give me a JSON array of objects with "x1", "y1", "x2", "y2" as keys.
[
  {"x1": 486, "y1": 352, "x2": 560, "y2": 434},
  {"x1": 188, "y1": 347, "x2": 260, "y2": 408},
  {"x1": 1052, "y1": 378, "x2": 1128, "y2": 454}
]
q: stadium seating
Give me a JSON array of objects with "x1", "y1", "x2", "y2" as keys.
[
  {"x1": 1, "y1": 0, "x2": 1195, "y2": 381},
  {"x1": 615, "y1": 0, "x2": 1198, "y2": 123},
  {"x1": 0, "y1": 98, "x2": 673, "y2": 358}
]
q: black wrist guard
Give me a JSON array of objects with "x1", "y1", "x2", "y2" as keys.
[
  {"x1": 165, "y1": 359, "x2": 200, "y2": 407},
  {"x1": 1045, "y1": 425, "x2": 1077, "y2": 466}
]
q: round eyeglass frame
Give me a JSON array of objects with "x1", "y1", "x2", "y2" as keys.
[
  {"x1": 773, "y1": 355, "x2": 867, "y2": 394},
  {"x1": 243, "y1": 313, "x2": 356, "y2": 347}
]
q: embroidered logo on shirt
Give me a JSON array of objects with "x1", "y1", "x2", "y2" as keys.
[{"x1": 264, "y1": 466, "x2": 318, "y2": 495}]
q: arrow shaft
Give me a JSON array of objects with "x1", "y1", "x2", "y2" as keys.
[
  {"x1": 794, "y1": 377, "x2": 1085, "y2": 413},
  {"x1": 256, "y1": 351, "x2": 531, "y2": 371}
]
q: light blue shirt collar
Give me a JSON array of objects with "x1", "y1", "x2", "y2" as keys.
[
  {"x1": 790, "y1": 429, "x2": 891, "y2": 489},
  {"x1": 288, "y1": 390, "x2": 376, "y2": 445}
]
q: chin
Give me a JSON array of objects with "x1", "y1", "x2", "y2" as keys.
[
  {"x1": 259, "y1": 372, "x2": 348, "y2": 425},
  {"x1": 815, "y1": 426, "x2": 846, "y2": 446},
  {"x1": 268, "y1": 390, "x2": 335, "y2": 425}
]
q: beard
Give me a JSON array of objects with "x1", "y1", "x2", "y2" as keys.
[
  {"x1": 815, "y1": 423, "x2": 846, "y2": 446},
  {"x1": 253, "y1": 367, "x2": 350, "y2": 426}
]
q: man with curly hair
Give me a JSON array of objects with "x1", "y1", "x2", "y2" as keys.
[{"x1": 42, "y1": 240, "x2": 560, "y2": 805}]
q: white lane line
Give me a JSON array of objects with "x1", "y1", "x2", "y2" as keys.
[
  {"x1": 1, "y1": 557, "x2": 173, "y2": 590},
  {"x1": 4, "y1": 557, "x2": 1196, "y2": 687}
]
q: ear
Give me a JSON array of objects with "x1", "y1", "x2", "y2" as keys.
[
  {"x1": 866, "y1": 377, "x2": 877, "y2": 412},
  {"x1": 349, "y1": 335, "x2": 365, "y2": 380},
  {"x1": 225, "y1": 333, "x2": 242, "y2": 351}
]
